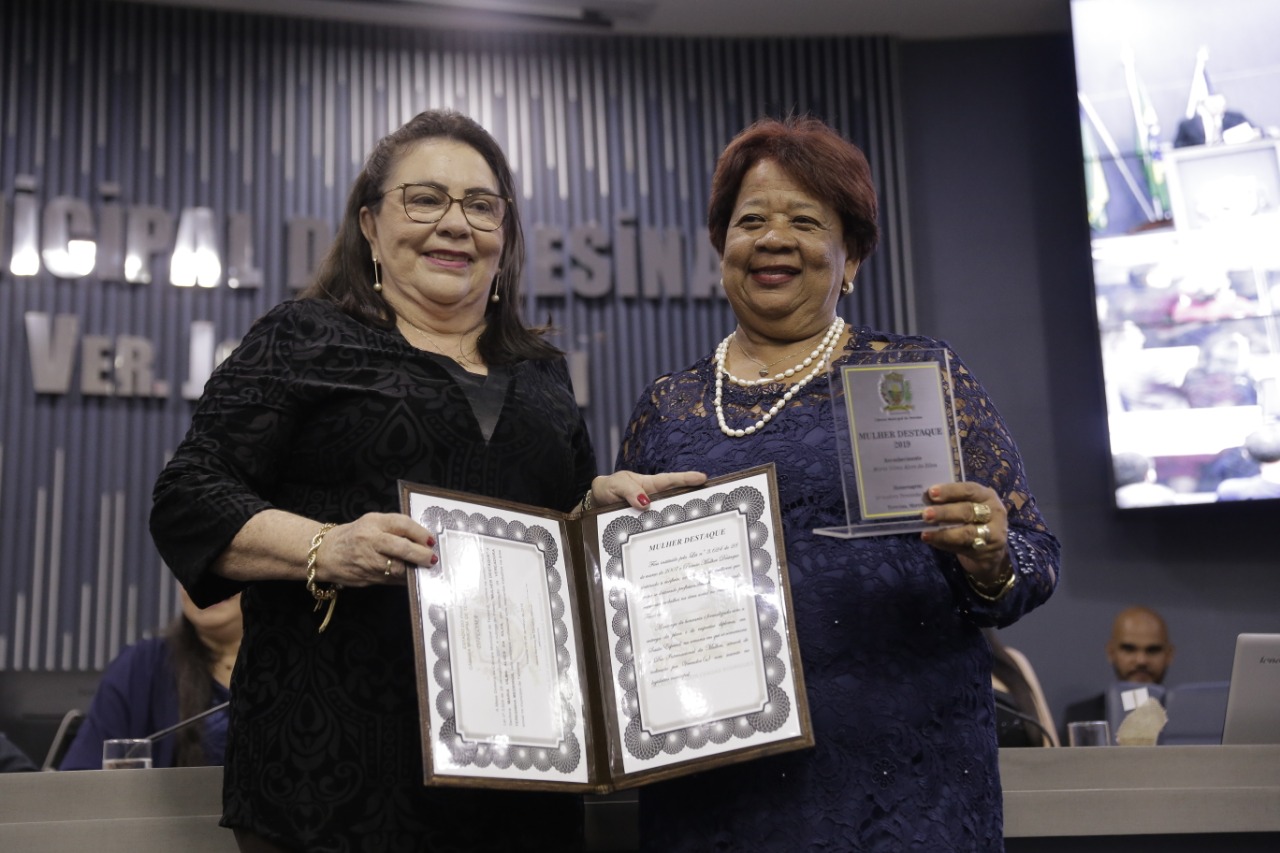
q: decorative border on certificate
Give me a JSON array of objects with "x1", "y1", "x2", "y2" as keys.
[
  {"x1": 406, "y1": 495, "x2": 590, "y2": 787},
  {"x1": 402, "y1": 465, "x2": 811, "y2": 792},
  {"x1": 594, "y1": 469, "x2": 804, "y2": 776}
]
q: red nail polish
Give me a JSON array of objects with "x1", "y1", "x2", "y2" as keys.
[
  {"x1": 427, "y1": 536, "x2": 436, "y2": 547},
  {"x1": 637, "y1": 494, "x2": 650, "y2": 507},
  {"x1": 430, "y1": 554, "x2": 439, "y2": 565}
]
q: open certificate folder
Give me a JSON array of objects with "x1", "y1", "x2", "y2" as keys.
[{"x1": 400, "y1": 464, "x2": 813, "y2": 793}]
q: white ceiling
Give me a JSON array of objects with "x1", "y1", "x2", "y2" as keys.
[{"x1": 125, "y1": 0, "x2": 1072, "y2": 40}]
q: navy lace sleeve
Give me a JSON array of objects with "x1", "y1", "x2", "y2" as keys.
[{"x1": 930, "y1": 342, "x2": 1059, "y2": 626}]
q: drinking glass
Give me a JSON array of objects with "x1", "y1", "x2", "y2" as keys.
[
  {"x1": 102, "y1": 738, "x2": 152, "y2": 769},
  {"x1": 1067, "y1": 720, "x2": 1112, "y2": 747}
]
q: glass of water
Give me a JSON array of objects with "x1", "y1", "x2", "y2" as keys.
[
  {"x1": 1066, "y1": 720, "x2": 1112, "y2": 747},
  {"x1": 102, "y1": 738, "x2": 152, "y2": 769}
]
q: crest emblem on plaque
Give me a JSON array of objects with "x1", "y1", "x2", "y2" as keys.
[{"x1": 878, "y1": 371, "x2": 913, "y2": 413}]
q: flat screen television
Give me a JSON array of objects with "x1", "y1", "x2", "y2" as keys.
[{"x1": 1069, "y1": 0, "x2": 1280, "y2": 509}]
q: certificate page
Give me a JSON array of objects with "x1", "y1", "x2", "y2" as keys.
[
  {"x1": 590, "y1": 468, "x2": 808, "y2": 778},
  {"x1": 624, "y1": 511, "x2": 766, "y2": 734},
  {"x1": 404, "y1": 491, "x2": 591, "y2": 787},
  {"x1": 441, "y1": 531, "x2": 560, "y2": 747}
]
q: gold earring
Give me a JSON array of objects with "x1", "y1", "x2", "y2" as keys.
[{"x1": 372, "y1": 256, "x2": 382, "y2": 293}]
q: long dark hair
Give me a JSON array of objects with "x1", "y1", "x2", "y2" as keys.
[
  {"x1": 304, "y1": 108, "x2": 559, "y2": 364},
  {"x1": 164, "y1": 614, "x2": 215, "y2": 767}
]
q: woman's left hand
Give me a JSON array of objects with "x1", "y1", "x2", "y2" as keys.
[{"x1": 919, "y1": 482, "x2": 1010, "y2": 586}]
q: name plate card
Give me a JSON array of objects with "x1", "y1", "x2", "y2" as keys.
[
  {"x1": 401, "y1": 464, "x2": 812, "y2": 793},
  {"x1": 817, "y1": 348, "x2": 964, "y2": 539}
]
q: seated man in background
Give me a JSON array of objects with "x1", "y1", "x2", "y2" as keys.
[
  {"x1": 1061, "y1": 606, "x2": 1174, "y2": 739},
  {"x1": 1113, "y1": 451, "x2": 1178, "y2": 508},
  {"x1": 1173, "y1": 93, "x2": 1258, "y2": 147},
  {"x1": 1216, "y1": 423, "x2": 1280, "y2": 501},
  {"x1": 0, "y1": 730, "x2": 38, "y2": 772}
]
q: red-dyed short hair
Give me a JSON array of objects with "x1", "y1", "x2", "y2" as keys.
[{"x1": 707, "y1": 115, "x2": 879, "y2": 263}]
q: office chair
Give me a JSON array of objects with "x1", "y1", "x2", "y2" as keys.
[
  {"x1": 40, "y1": 708, "x2": 84, "y2": 770},
  {"x1": 1159, "y1": 681, "x2": 1230, "y2": 745}
]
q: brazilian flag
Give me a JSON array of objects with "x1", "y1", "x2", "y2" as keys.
[
  {"x1": 1123, "y1": 47, "x2": 1171, "y2": 222},
  {"x1": 1081, "y1": 114, "x2": 1110, "y2": 232}
]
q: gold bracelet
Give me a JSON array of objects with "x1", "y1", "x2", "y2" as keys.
[
  {"x1": 967, "y1": 564, "x2": 1016, "y2": 601},
  {"x1": 305, "y1": 522, "x2": 341, "y2": 633},
  {"x1": 580, "y1": 490, "x2": 595, "y2": 512}
]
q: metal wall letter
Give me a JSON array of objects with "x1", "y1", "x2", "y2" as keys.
[
  {"x1": 41, "y1": 196, "x2": 96, "y2": 278},
  {"x1": 285, "y1": 217, "x2": 331, "y2": 290},
  {"x1": 24, "y1": 312, "x2": 79, "y2": 394},
  {"x1": 226, "y1": 212, "x2": 264, "y2": 289},
  {"x1": 125, "y1": 205, "x2": 175, "y2": 284},
  {"x1": 170, "y1": 207, "x2": 222, "y2": 287}
]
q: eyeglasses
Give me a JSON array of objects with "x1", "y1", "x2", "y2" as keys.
[{"x1": 383, "y1": 183, "x2": 510, "y2": 232}]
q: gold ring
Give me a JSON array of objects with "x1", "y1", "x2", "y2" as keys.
[
  {"x1": 384, "y1": 558, "x2": 394, "y2": 577},
  {"x1": 975, "y1": 524, "x2": 990, "y2": 541},
  {"x1": 971, "y1": 536, "x2": 987, "y2": 551},
  {"x1": 972, "y1": 502, "x2": 991, "y2": 524}
]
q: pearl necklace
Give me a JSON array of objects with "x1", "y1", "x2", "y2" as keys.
[{"x1": 713, "y1": 317, "x2": 845, "y2": 437}]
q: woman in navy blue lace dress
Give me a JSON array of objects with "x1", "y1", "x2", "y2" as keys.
[{"x1": 617, "y1": 116, "x2": 1060, "y2": 851}]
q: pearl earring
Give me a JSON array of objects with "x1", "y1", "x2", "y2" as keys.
[
  {"x1": 372, "y1": 256, "x2": 383, "y2": 293},
  {"x1": 841, "y1": 280, "x2": 854, "y2": 295}
]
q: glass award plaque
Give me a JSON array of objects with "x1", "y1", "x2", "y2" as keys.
[{"x1": 815, "y1": 348, "x2": 965, "y2": 539}]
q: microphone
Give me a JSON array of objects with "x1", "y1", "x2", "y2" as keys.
[
  {"x1": 994, "y1": 694, "x2": 1057, "y2": 746},
  {"x1": 144, "y1": 700, "x2": 231, "y2": 743}
]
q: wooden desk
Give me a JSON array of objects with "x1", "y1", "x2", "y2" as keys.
[{"x1": 3, "y1": 747, "x2": 1278, "y2": 851}]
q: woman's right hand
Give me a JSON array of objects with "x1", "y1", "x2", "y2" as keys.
[
  {"x1": 312, "y1": 512, "x2": 437, "y2": 586},
  {"x1": 586, "y1": 470, "x2": 708, "y2": 511}
]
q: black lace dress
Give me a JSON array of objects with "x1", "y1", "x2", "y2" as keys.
[
  {"x1": 151, "y1": 298, "x2": 595, "y2": 853},
  {"x1": 617, "y1": 326, "x2": 1060, "y2": 852}
]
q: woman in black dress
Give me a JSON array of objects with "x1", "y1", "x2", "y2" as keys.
[{"x1": 151, "y1": 109, "x2": 696, "y2": 853}]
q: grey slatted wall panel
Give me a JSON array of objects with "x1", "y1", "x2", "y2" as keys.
[{"x1": 0, "y1": 0, "x2": 908, "y2": 672}]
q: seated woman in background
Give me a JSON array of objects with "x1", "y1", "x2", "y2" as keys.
[
  {"x1": 986, "y1": 628, "x2": 1059, "y2": 747},
  {"x1": 60, "y1": 590, "x2": 241, "y2": 769},
  {"x1": 0, "y1": 731, "x2": 38, "y2": 772}
]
